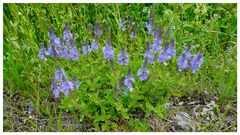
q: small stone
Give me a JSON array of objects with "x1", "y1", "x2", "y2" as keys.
[{"x1": 178, "y1": 102, "x2": 184, "y2": 106}]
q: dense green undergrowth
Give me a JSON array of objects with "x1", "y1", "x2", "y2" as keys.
[{"x1": 3, "y1": 3, "x2": 237, "y2": 131}]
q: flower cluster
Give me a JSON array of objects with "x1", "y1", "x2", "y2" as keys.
[
  {"x1": 144, "y1": 42, "x2": 155, "y2": 64},
  {"x1": 119, "y1": 16, "x2": 126, "y2": 32},
  {"x1": 39, "y1": 24, "x2": 79, "y2": 61},
  {"x1": 157, "y1": 40, "x2": 176, "y2": 65},
  {"x1": 94, "y1": 22, "x2": 102, "y2": 37},
  {"x1": 51, "y1": 66, "x2": 80, "y2": 98},
  {"x1": 103, "y1": 38, "x2": 114, "y2": 60},
  {"x1": 177, "y1": 46, "x2": 204, "y2": 73},
  {"x1": 177, "y1": 46, "x2": 192, "y2": 72},
  {"x1": 137, "y1": 59, "x2": 150, "y2": 81},
  {"x1": 82, "y1": 38, "x2": 92, "y2": 55},
  {"x1": 190, "y1": 51, "x2": 204, "y2": 73},
  {"x1": 39, "y1": 16, "x2": 204, "y2": 99},
  {"x1": 151, "y1": 27, "x2": 163, "y2": 53},
  {"x1": 118, "y1": 47, "x2": 129, "y2": 65},
  {"x1": 124, "y1": 67, "x2": 135, "y2": 92}
]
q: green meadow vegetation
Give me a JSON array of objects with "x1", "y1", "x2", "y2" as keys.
[{"x1": 3, "y1": 3, "x2": 237, "y2": 132}]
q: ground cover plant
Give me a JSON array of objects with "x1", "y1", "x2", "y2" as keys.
[{"x1": 3, "y1": 3, "x2": 237, "y2": 132}]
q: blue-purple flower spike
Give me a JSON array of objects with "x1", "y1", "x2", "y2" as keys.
[
  {"x1": 151, "y1": 27, "x2": 163, "y2": 53},
  {"x1": 145, "y1": 11, "x2": 155, "y2": 36},
  {"x1": 166, "y1": 40, "x2": 176, "y2": 59},
  {"x1": 82, "y1": 38, "x2": 91, "y2": 55},
  {"x1": 190, "y1": 51, "x2": 204, "y2": 73},
  {"x1": 119, "y1": 16, "x2": 126, "y2": 32},
  {"x1": 52, "y1": 66, "x2": 79, "y2": 98},
  {"x1": 144, "y1": 42, "x2": 154, "y2": 64},
  {"x1": 63, "y1": 23, "x2": 73, "y2": 45},
  {"x1": 177, "y1": 45, "x2": 192, "y2": 72},
  {"x1": 118, "y1": 47, "x2": 129, "y2": 65},
  {"x1": 39, "y1": 43, "x2": 48, "y2": 61},
  {"x1": 124, "y1": 67, "x2": 135, "y2": 92},
  {"x1": 157, "y1": 43, "x2": 170, "y2": 65},
  {"x1": 67, "y1": 38, "x2": 79, "y2": 60},
  {"x1": 94, "y1": 23, "x2": 102, "y2": 37},
  {"x1": 91, "y1": 36, "x2": 99, "y2": 51},
  {"x1": 103, "y1": 38, "x2": 114, "y2": 60},
  {"x1": 137, "y1": 59, "x2": 150, "y2": 81},
  {"x1": 130, "y1": 29, "x2": 137, "y2": 39}
]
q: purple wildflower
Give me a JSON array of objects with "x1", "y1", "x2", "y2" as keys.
[
  {"x1": 118, "y1": 48, "x2": 129, "y2": 65},
  {"x1": 52, "y1": 66, "x2": 79, "y2": 98},
  {"x1": 48, "y1": 26, "x2": 56, "y2": 39},
  {"x1": 46, "y1": 45, "x2": 56, "y2": 58},
  {"x1": 119, "y1": 16, "x2": 126, "y2": 32},
  {"x1": 53, "y1": 88, "x2": 60, "y2": 98},
  {"x1": 166, "y1": 40, "x2": 176, "y2": 59},
  {"x1": 103, "y1": 38, "x2": 114, "y2": 60},
  {"x1": 72, "y1": 77, "x2": 80, "y2": 89},
  {"x1": 39, "y1": 43, "x2": 47, "y2": 61},
  {"x1": 91, "y1": 36, "x2": 99, "y2": 51},
  {"x1": 145, "y1": 22, "x2": 153, "y2": 35},
  {"x1": 67, "y1": 38, "x2": 79, "y2": 60},
  {"x1": 190, "y1": 51, "x2": 204, "y2": 73},
  {"x1": 137, "y1": 59, "x2": 150, "y2": 81},
  {"x1": 94, "y1": 22, "x2": 102, "y2": 36},
  {"x1": 177, "y1": 46, "x2": 192, "y2": 72},
  {"x1": 124, "y1": 67, "x2": 135, "y2": 92},
  {"x1": 144, "y1": 42, "x2": 154, "y2": 64},
  {"x1": 151, "y1": 27, "x2": 163, "y2": 53},
  {"x1": 157, "y1": 44, "x2": 169, "y2": 65},
  {"x1": 82, "y1": 45, "x2": 91, "y2": 55},
  {"x1": 82, "y1": 38, "x2": 91, "y2": 55},
  {"x1": 157, "y1": 40, "x2": 176, "y2": 65},
  {"x1": 130, "y1": 29, "x2": 137, "y2": 39},
  {"x1": 63, "y1": 23, "x2": 73, "y2": 45},
  {"x1": 54, "y1": 39, "x2": 68, "y2": 58}
]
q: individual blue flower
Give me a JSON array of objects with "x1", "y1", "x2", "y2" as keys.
[
  {"x1": 119, "y1": 16, "x2": 126, "y2": 32},
  {"x1": 177, "y1": 46, "x2": 192, "y2": 72},
  {"x1": 94, "y1": 22, "x2": 102, "y2": 36},
  {"x1": 91, "y1": 36, "x2": 99, "y2": 51},
  {"x1": 39, "y1": 43, "x2": 47, "y2": 61},
  {"x1": 63, "y1": 23, "x2": 73, "y2": 45},
  {"x1": 190, "y1": 51, "x2": 204, "y2": 73},
  {"x1": 118, "y1": 47, "x2": 129, "y2": 65},
  {"x1": 137, "y1": 59, "x2": 150, "y2": 81},
  {"x1": 144, "y1": 42, "x2": 154, "y2": 64},
  {"x1": 103, "y1": 38, "x2": 114, "y2": 60}
]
